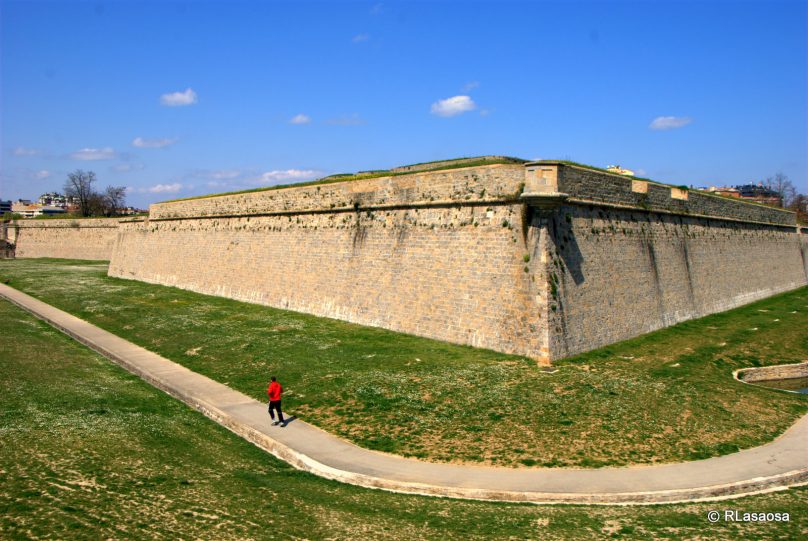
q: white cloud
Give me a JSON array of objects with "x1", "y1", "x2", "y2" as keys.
[
  {"x1": 13, "y1": 146, "x2": 40, "y2": 156},
  {"x1": 462, "y1": 81, "x2": 480, "y2": 92},
  {"x1": 430, "y1": 95, "x2": 476, "y2": 117},
  {"x1": 352, "y1": 33, "x2": 370, "y2": 43},
  {"x1": 35, "y1": 170, "x2": 51, "y2": 180},
  {"x1": 132, "y1": 137, "x2": 177, "y2": 148},
  {"x1": 147, "y1": 183, "x2": 183, "y2": 193},
  {"x1": 70, "y1": 147, "x2": 117, "y2": 160},
  {"x1": 649, "y1": 116, "x2": 692, "y2": 131},
  {"x1": 160, "y1": 88, "x2": 198, "y2": 107},
  {"x1": 290, "y1": 114, "x2": 311, "y2": 125},
  {"x1": 257, "y1": 169, "x2": 320, "y2": 184}
]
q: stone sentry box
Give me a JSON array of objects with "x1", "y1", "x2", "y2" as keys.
[{"x1": 107, "y1": 160, "x2": 807, "y2": 364}]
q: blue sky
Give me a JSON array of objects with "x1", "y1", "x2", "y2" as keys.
[{"x1": 2, "y1": 0, "x2": 806, "y2": 208}]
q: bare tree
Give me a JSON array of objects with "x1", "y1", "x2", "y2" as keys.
[
  {"x1": 64, "y1": 170, "x2": 97, "y2": 217},
  {"x1": 763, "y1": 172, "x2": 796, "y2": 208},
  {"x1": 788, "y1": 193, "x2": 807, "y2": 224},
  {"x1": 103, "y1": 186, "x2": 127, "y2": 216}
]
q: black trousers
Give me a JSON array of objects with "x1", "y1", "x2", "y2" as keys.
[{"x1": 268, "y1": 400, "x2": 284, "y2": 423}]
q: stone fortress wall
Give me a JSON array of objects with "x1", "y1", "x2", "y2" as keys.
[
  {"x1": 526, "y1": 164, "x2": 807, "y2": 359},
  {"x1": 107, "y1": 161, "x2": 807, "y2": 362},
  {"x1": 9, "y1": 159, "x2": 808, "y2": 362},
  {"x1": 801, "y1": 226, "x2": 808, "y2": 281},
  {"x1": 109, "y1": 165, "x2": 548, "y2": 358},
  {"x1": 6, "y1": 218, "x2": 122, "y2": 260}
]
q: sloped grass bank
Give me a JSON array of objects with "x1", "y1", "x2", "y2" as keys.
[
  {"x1": 2, "y1": 298, "x2": 806, "y2": 540},
  {"x1": 0, "y1": 258, "x2": 806, "y2": 469}
]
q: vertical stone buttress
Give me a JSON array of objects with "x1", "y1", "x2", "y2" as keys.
[{"x1": 520, "y1": 164, "x2": 570, "y2": 365}]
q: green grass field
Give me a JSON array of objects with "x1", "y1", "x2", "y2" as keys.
[
  {"x1": 0, "y1": 258, "x2": 806, "y2": 469},
  {"x1": 2, "y1": 298, "x2": 806, "y2": 540}
]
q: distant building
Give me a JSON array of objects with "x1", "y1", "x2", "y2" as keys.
[
  {"x1": 735, "y1": 184, "x2": 781, "y2": 207},
  {"x1": 37, "y1": 192, "x2": 79, "y2": 209},
  {"x1": 705, "y1": 183, "x2": 781, "y2": 206},
  {"x1": 706, "y1": 186, "x2": 741, "y2": 198},
  {"x1": 606, "y1": 165, "x2": 635, "y2": 176},
  {"x1": 0, "y1": 200, "x2": 11, "y2": 214},
  {"x1": 11, "y1": 203, "x2": 66, "y2": 218}
]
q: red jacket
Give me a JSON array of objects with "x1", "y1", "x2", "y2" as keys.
[{"x1": 267, "y1": 381, "x2": 282, "y2": 401}]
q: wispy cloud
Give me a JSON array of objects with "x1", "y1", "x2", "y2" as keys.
[
  {"x1": 132, "y1": 137, "x2": 178, "y2": 148},
  {"x1": 430, "y1": 95, "x2": 476, "y2": 117},
  {"x1": 70, "y1": 147, "x2": 117, "y2": 161},
  {"x1": 111, "y1": 163, "x2": 145, "y2": 173},
  {"x1": 146, "y1": 183, "x2": 183, "y2": 193},
  {"x1": 352, "y1": 33, "x2": 370, "y2": 43},
  {"x1": 256, "y1": 169, "x2": 321, "y2": 184},
  {"x1": 649, "y1": 116, "x2": 692, "y2": 131},
  {"x1": 462, "y1": 81, "x2": 480, "y2": 92},
  {"x1": 327, "y1": 113, "x2": 365, "y2": 126},
  {"x1": 210, "y1": 170, "x2": 241, "y2": 180},
  {"x1": 160, "y1": 88, "x2": 198, "y2": 107},
  {"x1": 370, "y1": 3, "x2": 384, "y2": 15},
  {"x1": 12, "y1": 146, "x2": 40, "y2": 156},
  {"x1": 290, "y1": 113, "x2": 311, "y2": 125},
  {"x1": 35, "y1": 170, "x2": 51, "y2": 180}
]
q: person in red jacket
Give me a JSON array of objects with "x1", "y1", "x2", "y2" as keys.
[{"x1": 267, "y1": 376, "x2": 285, "y2": 427}]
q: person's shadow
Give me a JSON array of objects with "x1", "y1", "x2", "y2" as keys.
[{"x1": 280, "y1": 415, "x2": 298, "y2": 426}]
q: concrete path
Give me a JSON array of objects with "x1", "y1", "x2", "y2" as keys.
[{"x1": 2, "y1": 282, "x2": 807, "y2": 505}]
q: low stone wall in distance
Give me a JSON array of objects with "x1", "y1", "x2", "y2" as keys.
[
  {"x1": 8, "y1": 218, "x2": 122, "y2": 260},
  {"x1": 737, "y1": 362, "x2": 808, "y2": 383}
]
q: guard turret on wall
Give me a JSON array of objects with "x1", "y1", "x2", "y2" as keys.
[{"x1": 521, "y1": 163, "x2": 569, "y2": 210}]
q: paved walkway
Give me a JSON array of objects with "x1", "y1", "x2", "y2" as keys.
[{"x1": 2, "y1": 282, "x2": 807, "y2": 505}]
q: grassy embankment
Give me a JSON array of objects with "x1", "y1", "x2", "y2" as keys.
[
  {"x1": 2, "y1": 298, "x2": 806, "y2": 540},
  {"x1": 0, "y1": 258, "x2": 806, "y2": 469}
]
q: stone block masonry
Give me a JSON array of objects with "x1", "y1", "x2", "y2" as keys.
[
  {"x1": 60, "y1": 160, "x2": 808, "y2": 362},
  {"x1": 111, "y1": 164, "x2": 547, "y2": 359},
  {"x1": 8, "y1": 218, "x2": 123, "y2": 260},
  {"x1": 542, "y1": 206, "x2": 805, "y2": 359}
]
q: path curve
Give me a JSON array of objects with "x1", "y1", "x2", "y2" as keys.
[{"x1": 2, "y1": 283, "x2": 806, "y2": 505}]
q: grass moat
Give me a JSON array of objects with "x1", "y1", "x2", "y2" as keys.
[
  {"x1": 0, "y1": 258, "x2": 806, "y2": 469},
  {"x1": 2, "y1": 296, "x2": 807, "y2": 540}
]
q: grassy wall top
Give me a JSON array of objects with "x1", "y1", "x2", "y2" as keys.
[{"x1": 163, "y1": 156, "x2": 527, "y2": 204}]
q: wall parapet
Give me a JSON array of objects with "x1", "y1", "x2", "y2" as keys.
[
  {"x1": 9, "y1": 217, "x2": 122, "y2": 260},
  {"x1": 527, "y1": 162, "x2": 796, "y2": 227},
  {"x1": 149, "y1": 164, "x2": 526, "y2": 220},
  {"x1": 11, "y1": 218, "x2": 125, "y2": 229}
]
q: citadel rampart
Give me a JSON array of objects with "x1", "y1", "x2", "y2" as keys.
[
  {"x1": 106, "y1": 162, "x2": 807, "y2": 362},
  {"x1": 6, "y1": 218, "x2": 122, "y2": 260}
]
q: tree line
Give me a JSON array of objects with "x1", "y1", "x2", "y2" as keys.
[
  {"x1": 763, "y1": 173, "x2": 807, "y2": 224},
  {"x1": 64, "y1": 170, "x2": 127, "y2": 217}
]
